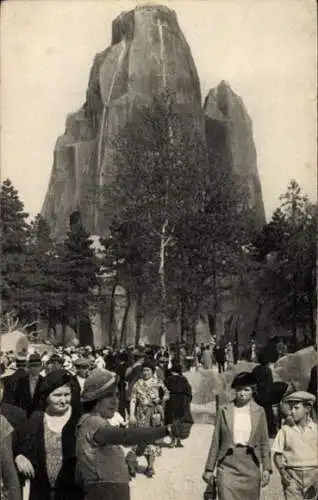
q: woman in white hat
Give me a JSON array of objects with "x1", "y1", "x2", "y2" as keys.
[{"x1": 76, "y1": 368, "x2": 171, "y2": 500}]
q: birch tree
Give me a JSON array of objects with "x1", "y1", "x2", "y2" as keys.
[{"x1": 102, "y1": 93, "x2": 207, "y2": 346}]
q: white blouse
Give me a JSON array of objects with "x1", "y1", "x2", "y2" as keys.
[
  {"x1": 44, "y1": 406, "x2": 72, "y2": 433},
  {"x1": 233, "y1": 403, "x2": 252, "y2": 445}
]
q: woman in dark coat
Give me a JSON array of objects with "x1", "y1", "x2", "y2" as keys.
[
  {"x1": 251, "y1": 347, "x2": 277, "y2": 437},
  {"x1": 19, "y1": 369, "x2": 83, "y2": 500},
  {"x1": 164, "y1": 363, "x2": 193, "y2": 447}
]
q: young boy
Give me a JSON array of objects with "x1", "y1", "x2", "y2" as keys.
[{"x1": 272, "y1": 391, "x2": 318, "y2": 499}]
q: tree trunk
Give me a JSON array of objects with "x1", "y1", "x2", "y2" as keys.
[
  {"x1": 62, "y1": 320, "x2": 66, "y2": 346},
  {"x1": 108, "y1": 279, "x2": 117, "y2": 347},
  {"x1": 252, "y1": 301, "x2": 263, "y2": 335},
  {"x1": 119, "y1": 290, "x2": 130, "y2": 348},
  {"x1": 76, "y1": 312, "x2": 80, "y2": 337},
  {"x1": 292, "y1": 272, "x2": 297, "y2": 347},
  {"x1": 135, "y1": 292, "x2": 142, "y2": 348},
  {"x1": 191, "y1": 316, "x2": 196, "y2": 352},
  {"x1": 180, "y1": 296, "x2": 186, "y2": 343},
  {"x1": 159, "y1": 219, "x2": 169, "y2": 348}
]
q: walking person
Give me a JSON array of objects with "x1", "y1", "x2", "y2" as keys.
[
  {"x1": 214, "y1": 343, "x2": 226, "y2": 373},
  {"x1": 252, "y1": 347, "x2": 276, "y2": 437},
  {"x1": 202, "y1": 371, "x2": 271, "y2": 500},
  {"x1": 202, "y1": 346, "x2": 213, "y2": 370},
  {"x1": 129, "y1": 359, "x2": 169, "y2": 477},
  {"x1": 76, "y1": 368, "x2": 172, "y2": 500},
  {"x1": 11, "y1": 353, "x2": 44, "y2": 416},
  {"x1": 226, "y1": 342, "x2": 234, "y2": 368},
  {"x1": 164, "y1": 362, "x2": 193, "y2": 448},
  {"x1": 18, "y1": 369, "x2": 84, "y2": 500},
  {"x1": 272, "y1": 391, "x2": 318, "y2": 499},
  {"x1": 74, "y1": 358, "x2": 91, "y2": 394}
]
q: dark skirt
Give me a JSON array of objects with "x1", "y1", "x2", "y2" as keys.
[
  {"x1": 84, "y1": 482, "x2": 130, "y2": 500},
  {"x1": 216, "y1": 446, "x2": 261, "y2": 500}
]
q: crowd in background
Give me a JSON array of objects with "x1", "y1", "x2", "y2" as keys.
[
  {"x1": 0, "y1": 342, "x2": 194, "y2": 500},
  {"x1": 0, "y1": 336, "x2": 317, "y2": 500}
]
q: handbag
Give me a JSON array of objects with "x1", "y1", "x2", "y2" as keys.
[
  {"x1": 179, "y1": 420, "x2": 193, "y2": 439},
  {"x1": 151, "y1": 405, "x2": 163, "y2": 427},
  {"x1": 171, "y1": 418, "x2": 193, "y2": 440},
  {"x1": 203, "y1": 478, "x2": 217, "y2": 500}
]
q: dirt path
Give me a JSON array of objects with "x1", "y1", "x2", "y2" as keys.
[{"x1": 130, "y1": 424, "x2": 284, "y2": 500}]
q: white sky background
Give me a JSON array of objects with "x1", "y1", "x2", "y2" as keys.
[{"x1": 1, "y1": 0, "x2": 317, "y2": 221}]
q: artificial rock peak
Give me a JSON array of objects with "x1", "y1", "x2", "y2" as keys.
[
  {"x1": 42, "y1": 4, "x2": 204, "y2": 238},
  {"x1": 42, "y1": 6, "x2": 265, "y2": 238},
  {"x1": 204, "y1": 80, "x2": 266, "y2": 230}
]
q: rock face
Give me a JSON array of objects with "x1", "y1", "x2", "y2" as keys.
[
  {"x1": 204, "y1": 81, "x2": 266, "y2": 231},
  {"x1": 42, "y1": 5, "x2": 204, "y2": 238}
]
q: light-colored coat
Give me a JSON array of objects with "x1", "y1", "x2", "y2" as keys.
[{"x1": 205, "y1": 400, "x2": 272, "y2": 473}]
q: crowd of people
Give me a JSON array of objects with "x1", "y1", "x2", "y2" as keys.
[
  {"x1": 203, "y1": 372, "x2": 318, "y2": 500},
  {"x1": 0, "y1": 343, "x2": 194, "y2": 500},
  {"x1": 0, "y1": 340, "x2": 317, "y2": 500}
]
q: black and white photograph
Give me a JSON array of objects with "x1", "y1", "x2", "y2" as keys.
[{"x1": 1, "y1": 1, "x2": 317, "y2": 499}]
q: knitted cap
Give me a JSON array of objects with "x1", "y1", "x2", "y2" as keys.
[{"x1": 81, "y1": 368, "x2": 117, "y2": 403}]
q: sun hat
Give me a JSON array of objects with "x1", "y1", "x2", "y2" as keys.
[{"x1": 81, "y1": 368, "x2": 117, "y2": 403}]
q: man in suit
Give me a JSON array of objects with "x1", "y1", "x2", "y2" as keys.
[
  {"x1": 2, "y1": 353, "x2": 28, "y2": 405},
  {"x1": 12, "y1": 353, "x2": 44, "y2": 416}
]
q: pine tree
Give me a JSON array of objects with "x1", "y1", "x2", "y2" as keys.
[
  {"x1": 22, "y1": 215, "x2": 54, "y2": 335},
  {"x1": 59, "y1": 215, "x2": 101, "y2": 345},
  {"x1": 253, "y1": 180, "x2": 316, "y2": 344},
  {"x1": 0, "y1": 179, "x2": 30, "y2": 319}
]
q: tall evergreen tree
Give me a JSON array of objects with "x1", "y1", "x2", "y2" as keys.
[
  {"x1": 0, "y1": 179, "x2": 30, "y2": 319},
  {"x1": 22, "y1": 215, "x2": 54, "y2": 335},
  {"x1": 59, "y1": 214, "x2": 101, "y2": 345},
  {"x1": 253, "y1": 180, "x2": 316, "y2": 344}
]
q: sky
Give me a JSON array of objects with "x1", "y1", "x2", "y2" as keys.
[{"x1": 1, "y1": 0, "x2": 317, "y2": 221}]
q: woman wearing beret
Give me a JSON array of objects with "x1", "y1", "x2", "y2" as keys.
[
  {"x1": 129, "y1": 359, "x2": 170, "y2": 477},
  {"x1": 203, "y1": 371, "x2": 272, "y2": 500},
  {"x1": 18, "y1": 369, "x2": 84, "y2": 500},
  {"x1": 76, "y1": 367, "x2": 172, "y2": 500}
]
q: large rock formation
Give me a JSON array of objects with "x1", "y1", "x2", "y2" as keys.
[
  {"x1": 204, "y1": 81, "x2": 266, "y2": 231},
  {"x1": 42, "y1": 5, "x2": 204, "y2": 238}
]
